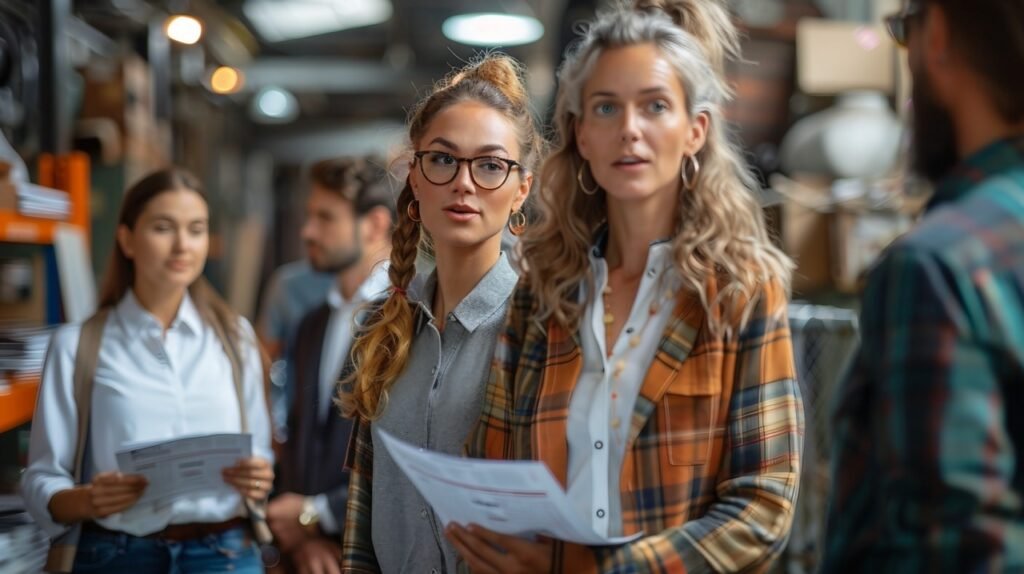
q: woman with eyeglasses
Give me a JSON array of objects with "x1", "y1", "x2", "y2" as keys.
[
  {"x1": 449, "y1": 1, "x2": 804, "y2": 572},
  {"x1": 338, "y1": 53, "x2": 543, "y2": 574}
]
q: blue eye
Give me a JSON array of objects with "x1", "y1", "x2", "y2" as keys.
[
  {"x1": 593, "y1": 102, "x2": 617, "y2": 116},
  {"x1": 648, "y1": 100, "x2": 669, "y2": 113}
]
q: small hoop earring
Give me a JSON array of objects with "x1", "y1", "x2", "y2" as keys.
[
  {"x1": 681, "y1": 154, "x2": 700, "y2": 191},
  {"x1": 406, "y1": 199, "x2": 421, "y2": 222},
  {"x1": 507, "y1": 210, "x2": 527, "y2": 236},
  {"x1": 576, "y1": 162, "x2": 599, "y2": 196}
]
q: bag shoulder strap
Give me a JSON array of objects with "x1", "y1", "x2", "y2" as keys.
[
  {"x1": 206, "y1": 312, "x2": 274, "y2": 548},
  {"x1": 70, "y1": 308, "x2": 110, "y2": 482}
]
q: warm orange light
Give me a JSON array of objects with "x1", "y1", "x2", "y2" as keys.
[
  {"x1": 210, "y1": 66, "x2": 244, "y2": 94},
  {"x1": 166, "y1": 15, "x2": 203, "y2": 45}
]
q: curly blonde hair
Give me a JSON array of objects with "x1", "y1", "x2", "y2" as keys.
[
  {"x1": 342, "y1": 54, "x2": 544, "y2": 420},
  {"x1": 521, "y1": 0, "x2": 792, "y2": 335}
]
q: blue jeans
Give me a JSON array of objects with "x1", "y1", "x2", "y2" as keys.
[{"x1": 72, "y1": 525, "x2": 264, "y2": 573}]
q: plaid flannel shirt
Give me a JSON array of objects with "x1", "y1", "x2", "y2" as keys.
[
  {"x1": 465, "y1": 277, "x2": 804, "y2": 573},
  {"x1": 342, "y1": 414, "x2": 380, "y2": 573},
  {"x1": 823, "y1": 136, "x2": 1024, "y2": 572}
]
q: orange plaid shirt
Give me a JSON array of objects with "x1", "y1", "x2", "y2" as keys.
[{"x1": 465, "y1": 277, "x2": 804, "y2": 573}]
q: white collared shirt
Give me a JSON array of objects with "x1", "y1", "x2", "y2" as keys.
[
  {"x1": 566, "y1": 241, "x2": 680, "y2": 537},
  {"x1": 312, "y1": 264, "x2": 389, "y2": 534},
  {"x1": 21, "y1": 290, "x2": 273, "y2": 538},
  {"x1": 317, "y1": 264, "x2": 390, "y2": 424}
]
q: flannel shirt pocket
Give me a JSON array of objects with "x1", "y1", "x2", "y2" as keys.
[{"x1": 661, "y1": 385, "x2": 720, "y2": 466}]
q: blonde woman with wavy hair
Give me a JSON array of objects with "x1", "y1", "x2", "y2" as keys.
[
  {"x1": 339, "y1": 53, "x2": 543, "y2": 574},
  {"x1": 452, "y1": 1, "x2": 804, "y2": 572}
]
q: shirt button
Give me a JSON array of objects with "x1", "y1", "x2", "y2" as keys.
[
  {"x1": 420, "y1": 508, "x2": 428, "y2": 519},
  {"x1": 431, "y1": 569, "x2": 439, "y2": 574},
  {"x1": 430, "y1": 366, "x2": 437, "y2": 375},
  {"x1": 594, "y1": 441, "x2": 603, "y2": 450},
  {"x1": 596, "y1": 509, "x2": 605, "y2": 518},
  {"x1": 647, "y1": 268, "x2": 656, "y2": 277},
  {"x1": 625, "y1": 327, "x2": 635, "y2": 334}
]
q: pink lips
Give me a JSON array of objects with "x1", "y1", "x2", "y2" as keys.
[
  {"x1": 613, "y1": 155, "x2": 649, "y2": 170},
  {"x1": 443, "y1": 203, "x2": 481, "y2": 223}
]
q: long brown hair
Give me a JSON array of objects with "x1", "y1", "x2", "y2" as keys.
[
  {"x1": 342, "y1": 54, "x2": 544, "y2": 420},
  {"x1": 521, "y1": 0, "x2": 792, "y2": 335},
  {"x1": 98, "y1": 167, "x2": 242, "y2": 351}
]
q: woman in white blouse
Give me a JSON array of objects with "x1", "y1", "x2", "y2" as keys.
[{"x1": 21, "y1": 167, "x2": 274, "y2": 573}]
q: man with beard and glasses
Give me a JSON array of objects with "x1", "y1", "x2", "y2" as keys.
[
  {"x1": 268, "y1": 157, "x2": 393, "y2": 574},
  {"x1": 823, "y1": 0, "x2": 1024, "y2": 571}
]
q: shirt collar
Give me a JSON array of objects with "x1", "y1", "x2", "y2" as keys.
[
  {"x1": 116, "y1": 289, "x2": 202, "y2": 336},
  {"x1": 407, "y1": 252, "x2": 518, "y2": 333},
  {"x1": 928, "y1": 134, "x2": 1024, "y2": 211},
  {"x1": 326, "y1": 263, "x2": 392, "y2": 310}
]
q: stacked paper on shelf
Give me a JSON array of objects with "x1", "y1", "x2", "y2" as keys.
[
  {"x1": 17, "y1": 182, "x2": 70, "y2": 219},
  {"x1": 0, "y1": 496, "x2": 48, "y2": 574},
  {"x1": 0, "y1": 324, "x2": 54, "y2": 377}
]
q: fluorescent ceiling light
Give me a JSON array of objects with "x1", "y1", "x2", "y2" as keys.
[
  {"x1": 244, "y1": 0, "x2": 392, "y2": 42},
  {"x1": 442, "y1": 13, "x2": 544, "y2": 47}
]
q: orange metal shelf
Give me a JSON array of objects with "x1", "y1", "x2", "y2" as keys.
[
  {"x1": 0, "y1": 210, "x2": 62, "y2": 244},
  {"x1": 0, "y1": 375, "x2": 40, "y2": 433},
  {"x1": 0, "y1": 152, "x2": 91, "y2": 245},
  {"x1": 0, "y1": 153, "x2": 90, "y2": 432}
]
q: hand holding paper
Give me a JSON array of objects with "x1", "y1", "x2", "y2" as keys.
[
  {"x1": 376, "y1": 429, "x2": 641, "y2": 546},
  {"x1": 115, "y1": 433, "x2": 252, "y2": 507}
]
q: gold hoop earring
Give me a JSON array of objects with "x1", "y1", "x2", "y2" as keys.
[
  {"x1": 406, "y1": 199, "x2": 421, "y2": 222},
  {"x1": 576, "y1": 162, "x2": 599, "y2": 196},
  {"x1": 681, "y1": 154, "x2": 700, "y2": 191},
  {"x1": 507, "y1": 210, "x2": 527, "y2": 236}
]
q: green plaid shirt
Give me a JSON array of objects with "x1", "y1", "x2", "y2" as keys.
[{"x1": 824, "y1": 136, "x2": 1024, "y2": 572}]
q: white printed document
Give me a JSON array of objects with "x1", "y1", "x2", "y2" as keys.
[
  {"x1": 377, "y1": 429, "x2": 642, "y2": 546},
  {"x1": 116, "y1": 433, "x2": 251, "y2": 506}
]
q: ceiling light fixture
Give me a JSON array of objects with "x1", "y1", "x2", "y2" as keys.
[
  {"x1": 165, "y1": 14, "x2": 203, "y2": 45},
  {"x1": 442, "y1": 13, "x2": 544, "y2": 47},
  {"x1": 251, "y1": 86, "x2": 299, "y2": 123},
  {"x1": 209, "y1": 66, "x2": 244, "y2": 94},
  {"x1": 243, "y1": 0, "x2": 393, "y2": 43}
]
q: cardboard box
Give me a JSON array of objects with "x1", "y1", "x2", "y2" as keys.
[
  {"x1": 774, "y1": 174, "x2": 834, "y2": 294},
  {"x1": 774, "y1": 173, "x2": 916, "y2": 294},
  {"x1": 832, "y1": 207, "x2": 912, "y2": 293},
  {"x1": 0, "y1": 254, "x2": 46, "y2": 325},
  {"x1": 0, "y1": 161, "x2": 15, "y2": 211},
  {"x1": 0, "y1": 181, "x2": 15, "y2": 212},
  {"x1": 80, "y1": 55, "x2": 169, "y2": 166}
]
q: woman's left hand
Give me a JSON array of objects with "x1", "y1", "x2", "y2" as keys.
[
  {"x1": 222, "y1": 457, "x2": 274, "y2": 501},
  {"x1": 446, "y1": 523, "x2": 553, "y2": 574}
]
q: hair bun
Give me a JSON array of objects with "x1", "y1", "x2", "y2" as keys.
[
  {"x1": 634, "y1": 0, "x2": 740, "y2": 76},
  {"x1": 450, "y1": 54, "x2": 530, "y2": 109}
]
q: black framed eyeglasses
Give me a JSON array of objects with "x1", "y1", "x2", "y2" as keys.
[
  {"x1": 413, "y1": 151, "x2": 522, "y2": 190},
  {"x1": 884, "y1": 2, "x2": 923, "y2": 48}
]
